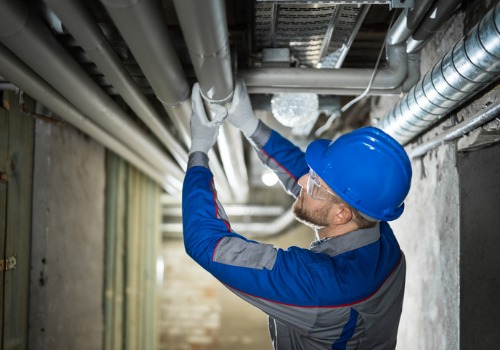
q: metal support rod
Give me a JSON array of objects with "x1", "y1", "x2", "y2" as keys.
[{"x1": 409, "y1": 102, "x2": 500, "y2": 158}]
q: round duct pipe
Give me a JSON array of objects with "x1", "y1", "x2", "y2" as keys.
[{"x1": 378, "y1": 3, "x2": 500, "y2": 145}]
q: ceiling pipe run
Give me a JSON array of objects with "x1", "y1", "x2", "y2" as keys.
[
  {"x1": 378, "y1": 3, "x2": 500, "y2": 145},
  {"x1": 0, "y1": 0, "x2": 177, "y2": 178},
  {"x1": 239, "y1": 43, "x2": 408, "y2": 93},
  {"x1": 172, "y1": 0, "x2": 249, "y2": 203},
  {"x1": 387, "y1": 0, "x2": 436, "y2": 45},
  {"x1": 409, "y1": 101, "x2": 500, "y2": 158},
  {"x1": 0, "y1": 44, "x2": 183, "y2": 193},
  {"x1": 406, "y1": 0, "x2": 462, "y2": 53},
  {"x1": 162, "y1": 208, "x2": 297, "y2": 238},
  {"x1": 100, "y1": 0, "x2": 234, "y2": 201},
  {"x1": 45, "y1": 0, "x2": 189, "y2": 170}
]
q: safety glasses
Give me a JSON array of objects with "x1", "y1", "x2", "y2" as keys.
[{"x1": 306, "y1": 170, "x2": 338, "y2": 202}]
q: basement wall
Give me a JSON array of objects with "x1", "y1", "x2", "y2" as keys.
[
  {"x1": 371, "y1": 2, "x2": 500, "y2": 349},
  {"x1": 30, "y1": 120, "x2": 105, "y2": 349}
]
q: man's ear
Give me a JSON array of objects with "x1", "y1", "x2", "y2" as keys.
[{"x1": 332, "y1": 204, "x2": 353, "y2": 225}]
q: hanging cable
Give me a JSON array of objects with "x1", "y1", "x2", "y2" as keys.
[{"x1": 340, "y1": 10, "x2": 398, "y2": 113}]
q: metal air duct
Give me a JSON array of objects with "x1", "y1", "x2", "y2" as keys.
[{"x1": 378, "y1": 3, "x2": 500, "y2": 145}]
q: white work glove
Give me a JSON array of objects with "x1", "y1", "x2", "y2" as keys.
[
  {"x1": 189, "y1": 83, "x2": 227, "y2": 155},
  {"x1": 227, "y1": 79, "x2": 259, "y2": 137}
]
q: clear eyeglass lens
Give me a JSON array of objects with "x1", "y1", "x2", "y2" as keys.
[{"x1": 307, "y1": 171, "x2": 332, "y2": 201}]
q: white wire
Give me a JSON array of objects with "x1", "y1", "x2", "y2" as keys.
[{"x1": 340, "y1": 11, "x2": 398, "y2": 113}]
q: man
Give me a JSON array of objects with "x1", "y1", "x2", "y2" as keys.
[{"x1": 183, "y1": 81, "x2": 412, "y2": 350}]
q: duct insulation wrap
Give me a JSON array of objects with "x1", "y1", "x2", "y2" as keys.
[{"x1": 378, "y1": 3, "x2": 500, "y2": 145}]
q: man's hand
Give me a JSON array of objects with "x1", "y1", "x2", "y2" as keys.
[
  {"x1": 189, "y1": 83, "x2": 227, "y2": 155},
  {"x1": 227, "y1": 79, "x2": 259, "y2": 137}
]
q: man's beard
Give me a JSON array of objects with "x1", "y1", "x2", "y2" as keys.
[{"x1": 293, "y1": 191, "x2": 332, "y2": 228}]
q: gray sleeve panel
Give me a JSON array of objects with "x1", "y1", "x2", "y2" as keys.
[
  {"x1": 256, "y1": 151, "x2": 302, "y2": 198},
  {"x1": 213, "y1": 236, "x2": 278, "y2": 270},
  {"x1": 188, "y1": 151, "x2": 210, "y2": 169},
  {"x1": 249, "y1": 121, "x2": 302, "y2": 198},
  {"x1": 247, "y1": 120, "x2": 272, "y2": 149}
]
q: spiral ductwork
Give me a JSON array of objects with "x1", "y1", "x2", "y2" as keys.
[{"x1": 378, "y1": 3, "x2": 500, "y2": 145}]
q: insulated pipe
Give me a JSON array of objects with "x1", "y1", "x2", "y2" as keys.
[
  {"x1": 99, "y1": 0, "x2": 190, "y2": 142},
  {"x1": 171, "y1": 0, "x2": 233, "y2": 102},
  {"x1": 406, "y1": 0, "x2": 461, "y2": 53},
  {"x1": 45, "y1": 0, "x2": 189, "y2": 170},
  {"x1": 0, "y1": 44, "x2": 183, "y2": 193},
  {"x1": 387, "y1": 0, "x2": 436, "y2": 45},
  {"x1": 162, "y1": 208, "x2": 296, "y2": 237},
  {"x1": 101, "y1": 0, "x2": 234, "y2": 201},
  {"x1": 240, "y1": 43, "x2": 408, "y2": 93},
  {"x1": 378, "y1": 3, "x2": 500, "y2": 145},
  {"x1": 0, "y1": 0, "x2": 175, "y2": 177},
  {"x1": 171, "y1": 0, "x2": 249, "y2": 202},
  {"x1": 409, "y1": 101, "x2": 500, "y2": 158}
]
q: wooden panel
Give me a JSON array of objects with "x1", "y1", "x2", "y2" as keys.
[{"x1": 2, "y1": 91, "x2": 34, "y2": 350}]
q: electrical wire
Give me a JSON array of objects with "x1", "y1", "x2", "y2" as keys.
[{"x1": 340, "y1": 10, "x2": 398, "y2": 113}]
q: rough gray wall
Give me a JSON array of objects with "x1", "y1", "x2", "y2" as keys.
[
  {"x1": 371, "y1": 2, "x2": 499, "y2": 349},
  {"x1": 390, "y1": 142, "x2": 460, "y2": 350},
  {"x1": 459, "y1": 142, "x2": 500, "y2": 350},
  {"x1": 30, "y1": 121, "x2": 105, "y2": 349}
]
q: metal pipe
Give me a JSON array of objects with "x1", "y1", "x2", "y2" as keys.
[
  {"x1": 162, "y1": 208, "x2": 297, "y2": 237},
  {"x1": 402, "y1": 52, "x2": 421, "y2": 92},
  {"x1": 388, "y1": 0, "x2": 436, "y2": 45},
  {"x1": 409, "y1": 102, "x2": 500, "y2": 158},
  {"x1": 406, "y1": 0, "x2": 437, "y2": 31},
  {"x1": 101, "y1": 0, "x2": 234, "y2": 201},
  {"x1": 0, "y1": 43, "x2": 183, "y2": 193},
  {"x1": 171, "y1": 0, "x2": 233, "y2": 102},
  {"x1": 240, "y1": 43, "x2": 408, "y2": 92},
  {"x1": 378, "y1": 3, "x2": 500, "y2": 145},
  {"x1": 0, "y1": 0, "x2": 176, "y2": 178},
  {"x1": 45, "y1": 0, "x2": 189, "y2": 170},
  {"x1": 99, "y1": 0, "x2": 190, "y2": 140},
  {"x1": 172, "y1": 0, "x2": 249, "y2": 203},
  {"x1": 406, "y1": 0, "x2": 461, "y2": 53}
]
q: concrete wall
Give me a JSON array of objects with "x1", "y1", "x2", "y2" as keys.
[
  {"x1": 371, "y1": 2, "x2": 499, "y2": 349},
  {"x1": 459, "y1": 142, "x2": 500, "y2": 349},
  {"x1": 30, "y1": 121, "x2": 105, "y2": 349}
]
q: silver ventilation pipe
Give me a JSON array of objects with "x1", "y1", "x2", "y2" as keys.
[
  {"x1": 0, "y1": 43, "x2": 183, "y2": 193},
  {"x1": 378, "y1": 3, "x2": 500, "y2": 145},
  {"x1": 172, "y1": 0, "x2": 249, "y2": 203},
  {"x1": 45, "y1": 0, "x2": 188, "y2": 170},
  {"x1": 100, "y1": 0, "x2": 234, "y2": 201},
  {"x1": 0, "y1": 0, "x2": 178, "y2": 179}
]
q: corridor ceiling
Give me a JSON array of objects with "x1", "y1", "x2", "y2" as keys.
[{"x1": 3, "y1": 0, "x2": 498, "y2": 237}]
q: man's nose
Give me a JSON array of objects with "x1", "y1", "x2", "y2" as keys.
[{"x1": 298, "y1": 174, "x2": 308, "y2": 188}]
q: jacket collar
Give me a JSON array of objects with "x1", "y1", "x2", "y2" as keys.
[{"x1": 310, "y1": 223, "x2": 380, "y2": 257}]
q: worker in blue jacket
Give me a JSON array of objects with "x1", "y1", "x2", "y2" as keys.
[{"x1": 183, "y1": 80, "x2": 412, "y2": 350}]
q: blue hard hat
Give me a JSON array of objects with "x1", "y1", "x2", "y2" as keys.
[{"x1": 305, "y1": 126, "x2": 412, "y2": 221}]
